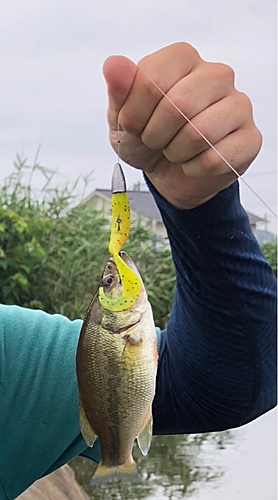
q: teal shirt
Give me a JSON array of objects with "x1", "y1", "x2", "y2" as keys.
[
  {"x1": 0, "y1": 304, "x2": 161, "y2": 499},
  {"x1": 1, "y1": 181, "x2": 277, "y2": 498}
]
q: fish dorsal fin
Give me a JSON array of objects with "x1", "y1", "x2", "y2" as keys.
[
  {"x1": 79, "y1": 399, "x2": 96, "y2": 448},
  {"x1": 137, "y1": 414, "x2": 153, "y2": 456}
]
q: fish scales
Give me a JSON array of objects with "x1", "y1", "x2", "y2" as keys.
[{"x1": 76, "y1": 253, "x2": 158, "y2": 482}]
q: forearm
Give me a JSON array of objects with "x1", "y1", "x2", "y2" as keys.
[
  {"x1": 0, "y1": 305, "x2": 100, "y2": 498},
  {"x1": 147, "y1": 178, "x2": 277, "y2": 434}
]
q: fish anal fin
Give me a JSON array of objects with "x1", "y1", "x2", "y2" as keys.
[
  {"x1": 90, "y1": 459, "x2": 139, "y2": 484},
  {"x1": 137, "y1": 413, "x2": 153, "y2": 456},
  {"x1": 79, "y1": 399, "x2": 96, "y2": 448}
]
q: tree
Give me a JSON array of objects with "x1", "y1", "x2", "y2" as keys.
[
  {"x1": 0, "y1": 158, "x2": 175, "y2": 327},
  {"x1": 1, "y1": 158, "x2": 276, "y2": 327},
  {"x1": 260, "y1": 242, "x2": 277, "y2": 277}
]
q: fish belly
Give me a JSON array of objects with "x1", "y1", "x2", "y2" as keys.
[{"x1": 76, "y1": 319, "x2": 157, "y2": 467}]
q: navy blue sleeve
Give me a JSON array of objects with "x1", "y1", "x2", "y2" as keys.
[{"x1": 146, "y1": 179, "x2": 277, "y2": 434}]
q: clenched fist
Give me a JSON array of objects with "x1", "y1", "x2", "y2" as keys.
[{"x1": 103, "y1": 43, "x2": 262, "y2": 209}]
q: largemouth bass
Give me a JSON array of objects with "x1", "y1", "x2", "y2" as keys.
[{"x1": 76, "y1": 251, "x2": 158, "y2": 483}]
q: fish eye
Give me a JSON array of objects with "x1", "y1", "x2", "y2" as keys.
[{"x1": 103, "y1": 274, "x2": 114, "y2": 287}]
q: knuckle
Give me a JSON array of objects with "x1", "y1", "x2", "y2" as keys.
[
  {"x1": 256, "y1": 128, "x2": 263, "y2": 150},
  {"x1": 138, "y1": 67, "x2": 168, "y2": 101},
  {"x1": 163, "y1": 145, "x2": 176, "y2": 163},
  {"x1": 119, "y1": 109, "x2": 140, "y2": 134},
  {"x1": 198, "y1": 148, "x2": 223, "y2": 175},
  {"x1": 137, "y1": 53, "x2": 153, "y2": 71},
  {"x1": 239, "y1": 125, "x2": 263, "y2": 162},
  {"x1": 173, "y1": 41, "x2": 200, "y2": 60},
  {"x1": 137, "y1": 59, "x2": 166, "y2": 92},
  {"x1": 237, "y1": 91, "x2": 253, "y2": 114},
  {"x1": 139, "y1": 42, "x2": 200, "y2": 67},
  {"x1": 143, "y1": 75, "x2": 165, "y2": 99},
  {"x1": 215, "y1": 63, "x2": 235, "y2": 83},
  {"x1": 187, "y1": 121, "x2": 210, "y2": 145},
  {"x1": 141, "y1": 131, "x2": 160, "y2": 150},
  {"x1": 165, "y1": 93, "x2": 190, "y2": 118},
  {"x1": 250, "y1": 126, "x2": 263, "y2": 155}
]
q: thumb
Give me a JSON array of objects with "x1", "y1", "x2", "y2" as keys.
[{"x1": 103, "y1": 56, "x2": 137, "y2": 130}]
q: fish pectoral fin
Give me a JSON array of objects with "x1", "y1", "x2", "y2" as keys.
[
  {"x1": 79, "y1": 399, "x2": 96, "y2": 448},
  {"x1": 137, "y1": 413, "x2": 153, "y2": 456},
  {"x1": 90, "y1": 459, "x2": 139, "y2": 484},
  {"x1": 123, "y1": 331, "x2": 143, "y2": 346}
]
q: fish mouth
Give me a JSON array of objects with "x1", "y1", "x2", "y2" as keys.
[
  {"x1": 108, "y1": 252, "x2": 141, "y2": 281},
  {"x1": 119, "y1": 251, "x2": 140, "y2": 274},
  {"x1": 101, "y1": 315, "x2": 142, "y2": 334},
  {"x1": 115, "y1": 316, "x2": 142, "y2": 334},
  {"x1": 101, "y1": 252, "x2": 145, "y2": 312}
]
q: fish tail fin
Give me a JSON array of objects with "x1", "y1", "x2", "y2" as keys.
[{"x1": 90, "y1": 459, "x2": 139, "y2": 484}]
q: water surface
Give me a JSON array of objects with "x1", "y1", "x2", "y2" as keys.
[{"x1": 70, "y1": 408, "x2": 277, "y2": 499}]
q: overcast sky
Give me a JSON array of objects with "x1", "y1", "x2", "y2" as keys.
[{"x1": 0, "y1": 0, "x2": 276, "y2": 231}]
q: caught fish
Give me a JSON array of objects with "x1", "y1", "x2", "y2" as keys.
[{"x1": 76, "y1": 251, "x2": 158, "y2": 483}]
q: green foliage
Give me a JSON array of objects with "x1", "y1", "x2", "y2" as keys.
[
  {"x1": 125, "y1": 224, "x2": 175, "y2": 328},
  {"x1": 0, "y1": 157, "x2": 175, "y2": 327},
  {"x1": 0, "y1": 157, "x2": 52, "y2": 305},
  {"x1": 1, "y1": 158, "x2": 277, "y2": 328},
  {"x1": 0, "y1": 206, "x2": 49, "y2": 305},
  {"x1": 32, "y1": 205, "x2": 110, "y2": 318},
  {"x1": 33, "y1": 213, "x2": 175, "y2": 326},
  {"x1": 260, "y1": 242, "x2": 277, "y2": 277}
]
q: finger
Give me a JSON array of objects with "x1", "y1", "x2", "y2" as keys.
[
  {"x1": 103, "y1": 56, "x2": 138, "y2": 131},
  {"x1": 163, "y1": 93, "x2": 253, "y2": 163},
  {"x1": 118, "y1": 42, "x2": 201, "y2": 135},
  {"x1": 141, "y1": 63, "x2": 236, "y2": 150},
  {"x1": 180, "y1": 126, "x2": 262, "y2": 178}
]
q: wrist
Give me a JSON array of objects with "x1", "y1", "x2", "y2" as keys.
[{"x1": 145, "y1": 172, "x2": 218, "y2": 210}]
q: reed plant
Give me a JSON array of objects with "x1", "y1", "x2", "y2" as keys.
[
  {"x1": 2, "y1": 157, "x2": 275, "y2": 328},
  {"x1": 0, "y1": 157, "x2": 175, "y2": 328}
]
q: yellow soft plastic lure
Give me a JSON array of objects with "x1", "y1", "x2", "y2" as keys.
[
  {"x1": 99, "y1": 163, "x2": 142, "y2": 312},
  {"x1": 108, "y1": 192, "x2": 130, "y2": 256}
]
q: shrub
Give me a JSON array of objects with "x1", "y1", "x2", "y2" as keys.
[
  {"x1": 0, "y1": 158, "x2": 175, "y2": 327},
  {"x1": 260, "y1": 242, "x2": 277, "y2": 277}
]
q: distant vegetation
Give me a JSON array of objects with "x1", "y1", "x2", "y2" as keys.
[
  {"x1": 0, "y1": 158, "x2": 276, "y2": 328},
  {"x1": 0, "y1": 158, "x2": 175, "y2": 327},
  {"x1": 260, "y1": 242, "x2": 277, "y2": 277}
]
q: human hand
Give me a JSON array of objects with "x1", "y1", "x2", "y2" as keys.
[{"x1": 103, "y1": 43, "x2": 262, "y2": 209}]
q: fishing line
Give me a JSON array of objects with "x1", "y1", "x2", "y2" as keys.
[
  {"x1": 139, "y1": 69, "x2": 277, "y2": 219},
  {"x1": 117, "y1": 119, "x2": 120, "y2": 164}
]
